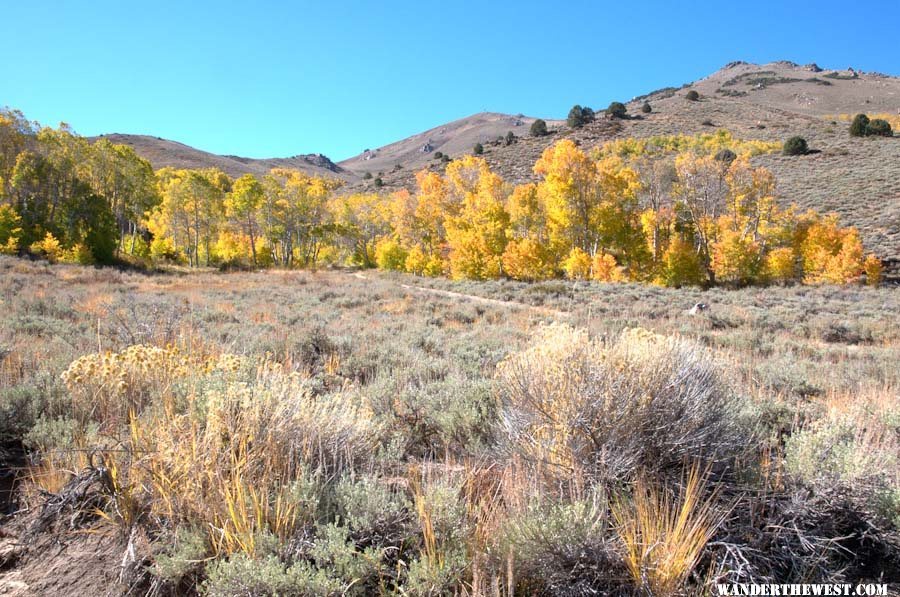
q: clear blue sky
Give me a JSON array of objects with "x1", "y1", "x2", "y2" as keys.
[{"x1": 2, "y1": 1, "x2": 897, "y2": 161}]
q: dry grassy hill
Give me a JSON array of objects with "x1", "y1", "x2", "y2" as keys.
[
  {"x1": 100, "y1": 61, "x2": 900, "y2": 262},
  {"x1": 361, "y1": 61, "x2": 900, "y2": 263},
  {"x1": 91, "y1": 134, "x2": 349, "y2": 180},
  {"x1": 337, "y1": 112, "x2": 563, "y2": 175}
]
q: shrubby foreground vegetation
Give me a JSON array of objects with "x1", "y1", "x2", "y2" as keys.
[
  {"x1": 0, "y1": 108, "x2": 883, "y2": 288},
  {"x1": 1, "y1": 102, "x2": 897, "y2": 594},
  {"x1": 1, "y1": 259, "x2": 898, "y2": 594}
]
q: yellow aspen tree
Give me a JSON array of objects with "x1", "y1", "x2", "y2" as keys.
[
  {"x1": 502, "y1": 238, "x2": 555, "y2": 281},
  {"x1": 763, "y1": 246, "x2": 798, "y2": 283},
  {"x1": 591, "y1": 251, "x2": 625, "y2": 282},
  {"x1": 673, "y1": 153, "x2": 729, "y2": 281},
  {"x1": 711, "y1": 225, "x2": 762, "y2": 285},
  {"x1": 562, "y1": 247, "x2": 592, "y2": 280},
  {"x1": 225, "y1": 174, "x2": 264, "y2": 265},
  {"x1": 534, "y1": 140, "x2": 600, "y2": 255},
  {"x1": 800, "y1": 215, "x2": 864, "y2": 284},
  {"x1": 658, "y1": 234, "x2": 705, "y2": 287},
  {"x1": 864, "y1": 254, "x2": 883, "y2": 286},
  {"x1": 443, "y1": 156, "x2": 510, "y2": 279}
]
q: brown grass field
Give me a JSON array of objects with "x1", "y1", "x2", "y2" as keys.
[{"x1": 1, "y1": 256, "x2": 899, "y2": 594}]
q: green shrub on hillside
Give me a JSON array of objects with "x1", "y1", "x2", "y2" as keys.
[
  {"x1": 714, "y1": 148, "x2": 737, "y2": 164},
  {"x1": 849, "y1": 114, "x2": 893, "y2": 137},
  {"x1": 849, "y1": 113, "x2": 870, "y2": 136},
  {"x1": 530, "y1": 118, "x2": 548, "y2": 136},
  {"x1": 783, "y1": 136, "x2": 808, "y2": 156},
  {"x1": 567, "y1": 105, "x2": 595, "y2": 128},
  {"x1": 606, "y1": 101, "x2": 627, "y2": 118},
  {"x1": 866, "y1": 118, "x2": 893, "y2": 137}
]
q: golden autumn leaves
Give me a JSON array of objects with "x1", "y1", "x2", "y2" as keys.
[{"x1": 368, "y1": 137, "x2": 877, "y2": 286}]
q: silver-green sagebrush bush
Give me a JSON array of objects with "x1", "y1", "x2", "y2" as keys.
[{"x1": 496, "y1": 323, "x2": 750, "y2": 484}]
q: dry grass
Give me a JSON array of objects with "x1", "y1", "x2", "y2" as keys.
[
  {"x1": 613, "y1": 465, "x2": 723, "y2": 595},
  {"x1": 61, "y1": 352, "x2": 377, "y2": 558},
  {"x1": 2, "y1": 258, "x2": 899, "y2": 593}
]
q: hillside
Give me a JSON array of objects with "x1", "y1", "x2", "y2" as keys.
[
  {"x1": 337, "y1": 112, "x2": 563, "y2": 174},
  {"x1": 99, "y1": 61, "x2": 900, "y2": 261},
  {"x1": 91, "y1": 133, "x2": 348, "y2": 180},
  {"x1": 359, "y1": 61, "x2": 900, "y2": 262}
]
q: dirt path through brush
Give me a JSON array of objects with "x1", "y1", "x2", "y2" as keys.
[{"x1": 351, "y1": 272, "x2": 568, "y2": 318}]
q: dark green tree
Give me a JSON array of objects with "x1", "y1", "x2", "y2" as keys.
[
  {"x1": 783, "y1": 136, "x2": 809, "y2": 156},
  {"x1": 849, "y1": 113, "x2": 870, "y2": 137},
  {"x1": 530, "y1": 119, "x2": 548, "y2": 137},
  {"x1": 606, "y1": 101, "x2": 627, "y2": 118},
  {"x1": 567, "y1": 105, "x2": 586, "y2": 128},
  {"x1": 866, "y1": 118, "x2": 893, "y2": 137},
  {"x1": 714, "y1": 149, "x2": 737, "y2": 164}
]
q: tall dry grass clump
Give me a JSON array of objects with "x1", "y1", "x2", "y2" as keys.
[
  {"x1": 612, "y1": 465, "x2": 723, "y2": 595},
  {"x1": 60, "y1": 348, "x2": 379, "y2": 557},
  {"x1": 496, "y1": 323, "x2": 746, "y2": 485}
]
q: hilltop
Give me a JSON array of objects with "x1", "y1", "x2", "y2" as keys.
[
  {"x1": 337, "y1": 112, "x2": 562, "y2": 174},
  {"x1": 90, "y1": 133, "x2": 348, "y2": 180}
]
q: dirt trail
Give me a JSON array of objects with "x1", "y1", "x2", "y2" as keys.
[{"x1": 351, "y1": 272, "x2": 568, "y2": 318}]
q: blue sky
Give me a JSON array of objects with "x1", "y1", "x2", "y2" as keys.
[{"x1": 2, "y1": 1, "x2": 897, "y2": 161}]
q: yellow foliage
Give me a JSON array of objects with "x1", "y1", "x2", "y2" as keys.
[
  {"x1": 443, "y1": 156, "x2": 509, "y2": 280},
  {"x1": 0, "y1": 204, "x2": 22, "y2": 254},
  {"x1": 597, "y1": 129, "x2": 781, "y2": 159},
  {"x1": 0, "y1": 237, "x2": 17, "y2": 255},
  {"x1": 448, "y1": 233, "x2": 503, "y2": 280},
  {"x1": 562, "y1": 247, "x2": 592, "y2": 280},
  {"x1": 764, "y1": 246, "x2": 798, "y2": 283},
  {"x1": 658, "y1": 235, "x2": 705, "y2": 287},
  {"x1": 502, "y1": 238, "x2": 555, "y2": 281},
  {"x1": 591, "y1": 251, "x2": 625, "y2": 282},
  {"x1": 374, "y1": 237, "x2": 408, "y2": 271},
  {"x1": 405, "y1": 245, "x2": 444, "y2": 276},
  {"x1": 864, "y1": 254, "x2": 883, "y2": 286},
  {"x1": 29, "y1": 232, "x2": 64, "y2": 263},
  {"x1": 801, "y1": 215, "x2": 864, "y2": 284},
  {"x1": 61, "y1": 243, "x2": 95, "y2": 265},
  {"x1": 150, "y1": 235, "x2": 182, "y2": 262},
  {"x1": 711, "y1": 227, "x2": 761, "y2": 284},
  {"x1": 214, "y1": 230, "x2": 254, "y2": 263}
]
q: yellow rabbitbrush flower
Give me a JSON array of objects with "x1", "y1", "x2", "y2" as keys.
[
  {"x1": 61, "y1": 345, "x2": 242, "y2": 429},
  {"x1": 71, "y1": 351, "x2": 379, "y2": 557}
]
